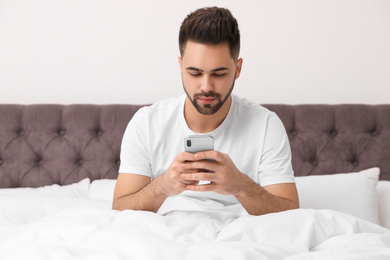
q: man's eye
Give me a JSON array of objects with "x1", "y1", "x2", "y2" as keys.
[
  {"x1": 190, "y1": 73, "x2": 202, "y2": 77},
  {"x1": 214, "y1": 73, "x2": 226, "y2": 77}
]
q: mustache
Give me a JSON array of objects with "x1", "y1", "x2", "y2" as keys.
[{"x1": 193, "y1": 91, "x2": 222, "y2": 99}]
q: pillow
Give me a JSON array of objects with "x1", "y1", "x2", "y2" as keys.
[
  {"x1": 0, "y1": 178, "x2": 90, "y2": 198},
  {"x1": 295, "y1": 167, "x2": 380, "y2": 224},
  {"x1": 377, "y1": 180, "x2": 390, "y2": 229},
  {"x1": 0, "y1": 196, "x2": 111, "y2": 225},
  {"x1": 88, "y1": 179, "x2": 116, "y2": 202}
]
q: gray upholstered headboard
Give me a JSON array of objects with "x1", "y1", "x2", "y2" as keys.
[{"x1": 0, "y1": 104, "x2": 389, "y2": 188}]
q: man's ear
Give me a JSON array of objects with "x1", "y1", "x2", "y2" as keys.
[
  {"x1": 235, "y1": 58, "x2": 243, "y2": 79},
  {"x1": 178, "y1": 56, "x2": 183, "y2": 73}
]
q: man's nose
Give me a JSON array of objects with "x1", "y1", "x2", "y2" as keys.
[{"x1": 200, "y1": 76, "x2": 214, "y2": 93}]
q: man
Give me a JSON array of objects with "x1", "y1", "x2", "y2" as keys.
[{"x1": 113, "y1": 7, "x2": 299, "y2": 215}]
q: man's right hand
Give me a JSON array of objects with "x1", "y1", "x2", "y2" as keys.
[
  {"x1": 159, "y1": 152, "x2": 199, "y2": 196},
  {"x1": 112, "y1": 152, "x2": 199, "y2": 212}
]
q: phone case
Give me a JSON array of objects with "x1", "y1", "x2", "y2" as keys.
[{"x1": 184, "y1": 135, "x2": 214, "y2": 153}]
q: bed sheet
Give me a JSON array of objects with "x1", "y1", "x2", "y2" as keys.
[{"x1": 0, "y1": 195, "x2": 389, "y2": 260}]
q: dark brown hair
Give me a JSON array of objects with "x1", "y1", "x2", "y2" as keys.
[{"x1": 178, "y1": 7, "x2": 240, "y2": 61}]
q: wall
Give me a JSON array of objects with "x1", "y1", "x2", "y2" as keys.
[{"x1": 0, "y1": 0, "x2": 389, "y2": 104}]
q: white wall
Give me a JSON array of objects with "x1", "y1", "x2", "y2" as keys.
[{"x1": 0, "y1": 0, "x2": 389, "y2": 104}]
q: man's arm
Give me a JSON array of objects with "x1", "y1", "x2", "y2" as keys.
[
  {"x1": 112, "y1": 173, "x2": 164, "y2": 212},
  {"x1": 181, "y1": 151, "x2": 299, "y2": 215},
  {"x1": 235, "y1": 178, "x2": 299, "y2": 215},
  {"x1": 112, "y1": 153, "x2": 199, "y2": 212}
]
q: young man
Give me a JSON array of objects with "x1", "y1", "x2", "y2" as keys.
[{"x1": 113, "y1": 7, "x2": 299, "y2": 215}]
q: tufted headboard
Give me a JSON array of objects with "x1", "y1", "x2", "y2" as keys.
[{"x1": 0, "y1": 104, "x2": 389, "y2": 188}]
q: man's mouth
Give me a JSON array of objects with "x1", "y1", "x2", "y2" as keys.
[{"x1": 198, "y1": 97, "x2": 216, "y2": 104}]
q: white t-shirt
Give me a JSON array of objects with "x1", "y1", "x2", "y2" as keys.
[{"x1": 119, "y1": 94, "x2": 295, "y2": 204}]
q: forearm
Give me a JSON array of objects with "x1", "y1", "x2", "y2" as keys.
[
  {"x1": 235, "y1": 175, "x2": 299, "y2": 216},
  {"x1": 112, "y1": 176, "x2": 167, "y2": 213}
]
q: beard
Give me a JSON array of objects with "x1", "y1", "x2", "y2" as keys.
[{"x1": 183, "y1": 78, "x2": 236, "y2": 115}]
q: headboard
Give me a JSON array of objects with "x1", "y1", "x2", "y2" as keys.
[{"x1": 0, "y1": 104, "x2": 389, "y2": 188}]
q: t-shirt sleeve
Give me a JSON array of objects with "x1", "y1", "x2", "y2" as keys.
[
  {"x1": 118, "y1": 108, "x2": 152, "y2": 177},
  {"x1": 258, "y1": 112, "x2": 295, "y2": 186}
]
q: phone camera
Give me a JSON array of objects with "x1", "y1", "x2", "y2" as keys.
[{"x1": 186, "y1": 140, "x2": 191, "y2": 147}]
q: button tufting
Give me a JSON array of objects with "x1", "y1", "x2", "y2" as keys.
[
  {"x1": 18, "y1": 130, "x2": 25, "y2": 136},
  {"x1": 351, "y1": 160, "x2": 358, "y2": 167},
  {"x1": 0, "y1": 158, "x2": 3, "y2": 165},
  {"x1": 290, "y1": 129, "x2": 297, "y2": 136},
  {"x1": 371, "y1": 129, "x2": 379, "y2": 136},
  {"x1": 77, "y1": 159, "x2": 84, "y2": 165},
  {"x1": 330, "y1": 130, "x2": 337, "y2": 137},
  {"x1": 96, "y1": 129, "x2": 103, "y2": 137},
  {"x1": 36, "y1": 158, "x2": 43, "y2": 166},
  {"x1": 116, "y1": 159, "x2": 120, "y2": 165},
  {"x1": 58, "y1": 129, "x2": 66, "y2": 136},
  {"x1": 349, "y1": 155, "x2": 358, "y2": 166}
]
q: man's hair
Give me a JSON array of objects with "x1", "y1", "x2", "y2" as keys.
[{"x1": 179, "y1": 7, "x2": 240, "y2": 61}]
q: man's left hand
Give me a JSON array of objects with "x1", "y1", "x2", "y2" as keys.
[{"x1": 180, "y1": 150, "x2": 247, "y2": 195}]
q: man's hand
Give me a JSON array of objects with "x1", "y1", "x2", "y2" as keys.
[
  {"x1": 180, "y1": 150, "x2": 299, "y2": 215},
  {"x1": 180, "y1": 150, "x2": 247, "y2": 195},
  {"x1": 113, "y1": 152, "x2": 201, "y2": 212},
  {"x1": 160, "y1": 152, "x2": 202, "y2": 196}
]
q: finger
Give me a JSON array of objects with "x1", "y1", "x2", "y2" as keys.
[
  {"x1": 180, "y1": 161, "x2": 210, "y2": 173},
  {"x1": 194, "y1": 150, "x2": 220, "y2": 161},
  {"x1": 181, "y1": 172, "x2": 216, "y2": 182},
  {"x1": 180, "y1": 180, "x2": 199, "y2": 185},
  {"x1": 186, "y1": 183, "x2": 215, "y2": 192},
  {"x1": 180, "y1": 167, "x2": 200, "y2": 173},
  {"x1": 177, "y1": 152, "x2": 197, "y2": 163},
  {"x1": 182, "y1": 160, "x2": 216, "y2": 172}
]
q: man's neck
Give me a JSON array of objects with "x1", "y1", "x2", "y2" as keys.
[{"x1": 184, "y1": 96, "x2": 232, "y2": 133}]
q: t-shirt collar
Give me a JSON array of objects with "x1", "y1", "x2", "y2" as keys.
[{"x1": 180, "y1": 94, "x2": 235, "y2": 137}]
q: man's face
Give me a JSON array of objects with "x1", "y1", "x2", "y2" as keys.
[{"x1": 179, "y1": 41, "x2": 242, "y2": 115}]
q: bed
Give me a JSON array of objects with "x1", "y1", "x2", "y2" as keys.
[{"x1": 0, "y1": 103, "x2": 389, "y2": 259}]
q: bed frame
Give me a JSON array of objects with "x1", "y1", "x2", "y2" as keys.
[{"x1": 0, "y1": 104, "x2": 389, "y2": 188}]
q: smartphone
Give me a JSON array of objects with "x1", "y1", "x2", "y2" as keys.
[
  {"x1": 184, "y1": 135, "x2": 214, "y2": 153},
  {"x1": 184, "y1": 135, "x2": 214, "y2": 181}
]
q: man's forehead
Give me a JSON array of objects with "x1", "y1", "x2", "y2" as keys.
[{"x1": 181, "y1": 41, "x2": 234, "y2": 69}]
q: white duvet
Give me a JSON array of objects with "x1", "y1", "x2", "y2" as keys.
[{"x1": 0, "y1": 195, "x2": 389, "y2": 260}]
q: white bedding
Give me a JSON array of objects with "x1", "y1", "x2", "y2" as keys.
[
  {"x1": 1, "y1": 169, "x2": 390, "y2": 260},
  {"x1": 0, "y1": 194, "x2": 390, "y2": 260}
]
